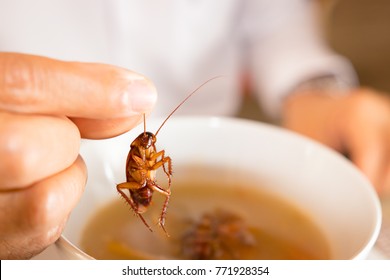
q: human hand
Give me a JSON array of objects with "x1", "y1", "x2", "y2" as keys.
[
  {"x1": 283, "y1": 87, "x2": 390, "y2": 195},
  {"x1": 0, "y1": 53, "x2": 157, "y2": 259}
]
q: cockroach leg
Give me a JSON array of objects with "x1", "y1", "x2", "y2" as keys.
[
  {"x1": 161, "y1": 156, "x2": 172, "y2": 186},
  {"x1": 131, "y1": 154, "x2": 146, "y2": 168},
  {"x1": 150, "y1": 150, "x2": 172, "y2": 185},
  {"x1": 147, "y1": 180, "x2": 171, "y2": 236},
  {"x1": 116, "y1": 181, "x2": 143, "y2": 191},
  {"x1": 158, "y1": 194, "x2": 170, "y2": 236},
  {"x1": 116, "y1": 183, "x2": 153, "y2": 232}
]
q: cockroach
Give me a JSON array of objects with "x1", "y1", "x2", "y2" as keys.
[{"x1": 116, "y1": 76, "x2": 223, "y2": 235}]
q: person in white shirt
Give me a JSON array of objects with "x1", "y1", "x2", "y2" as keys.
[{"x1": 0, "y1": 0, "x2": 389, "y2": 259}]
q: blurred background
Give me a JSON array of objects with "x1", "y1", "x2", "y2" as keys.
[
  {"x1": 324, "y1": 0, "x2": 390, "y2": 93},
  {"x1": 238, "y1": 0, "x2": 390, "y2": 122}
]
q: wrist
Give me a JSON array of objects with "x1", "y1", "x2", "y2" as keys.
[
  {"x1": 282, "y1": 75, "x2": 353, "y2": 127},
  {"x1": 281, "y1": 77, "x2": 352, "y2": 147}
]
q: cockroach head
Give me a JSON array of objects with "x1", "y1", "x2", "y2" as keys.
[{"x1": 139, "y1": 131, "x2": 156, "y2": 148}]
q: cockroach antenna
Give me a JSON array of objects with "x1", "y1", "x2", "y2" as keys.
[{"x1": 154, "y1": 75, "x2": 225, "y2": 136}]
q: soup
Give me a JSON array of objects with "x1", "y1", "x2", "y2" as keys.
[{"x1": 79, "y1": 167, "x2": 330, "y2": 259}]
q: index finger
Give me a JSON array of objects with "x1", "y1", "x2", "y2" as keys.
[{"x1": 0, "y1": 52, "x2": 157, "y2": 119}]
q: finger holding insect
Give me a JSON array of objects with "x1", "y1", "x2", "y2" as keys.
[
  {"x1": 0, "y1": 52, "x2": 158, "y2": 140},
  {"x1": 0, "y1": 52, "x2": 157, "y2": 119}
]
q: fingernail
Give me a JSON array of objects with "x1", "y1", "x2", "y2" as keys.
[{"x1": 127, "y1": 78, "x2": 158, "y2": 114}]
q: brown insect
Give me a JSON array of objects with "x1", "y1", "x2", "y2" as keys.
[
  {"x1": 116, "y1": 76, "x2": 223, "y2": 235},
  {"x1": 180, "y1": 209, "x2": 256, "y2": 259}
]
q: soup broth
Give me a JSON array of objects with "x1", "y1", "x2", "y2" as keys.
[{"x1": 79, "y1": 167, "x2": 330, "y2": 259}]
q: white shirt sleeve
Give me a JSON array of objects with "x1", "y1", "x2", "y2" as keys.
[{"x1": 243, "y1": 0, "x2": 358, "y2": 119}]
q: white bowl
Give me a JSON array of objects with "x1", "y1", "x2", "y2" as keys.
[{"x1": 45, "y1": 116, "x2": 381, "y2": 259}]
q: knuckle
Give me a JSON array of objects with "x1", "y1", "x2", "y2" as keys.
[
  {"x1": 34, "y1": 225, "x2": 63, "y2": 253},
  {"x1": 0, "y1": 131, "x2": 37, "y2": 187},
  {"x1": 22, "y1": 160, "x2": 85, "y2": 236},
  {"x1": 2, "y1": 229, "x2": 61, "y2": 260},
  {"x1": 25, "y1": 186, "x2": 60, "y2": 232},
  {"x1": 0, "y1": 183, "x2": 64, "y2": 258}
]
